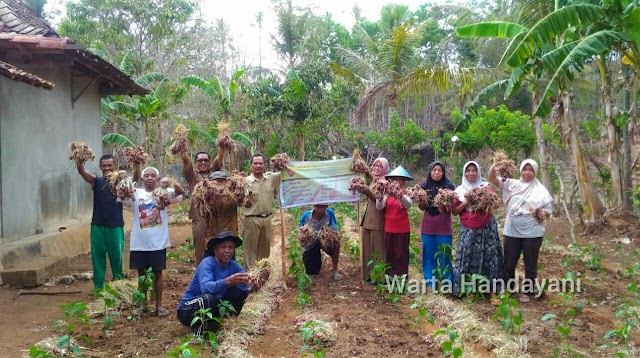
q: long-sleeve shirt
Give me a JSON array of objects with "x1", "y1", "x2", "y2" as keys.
[{"x1": 178, "y1": 256, "x2": 249, "y2": 308}]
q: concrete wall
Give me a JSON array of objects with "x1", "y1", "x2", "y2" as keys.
[{"x1": 0, "y1": 65, "x2": 102, "y2": 241}]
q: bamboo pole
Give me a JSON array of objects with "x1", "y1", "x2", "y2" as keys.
[
  {"x1": 357, "y1": 201, "x2": 363, "y2": 284},
  {"x1": 280, "y1": 207, "x2": 287, "y2": 288}
]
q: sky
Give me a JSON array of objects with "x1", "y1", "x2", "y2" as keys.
[
  {"x1": 199, "y1": 0, "x2": 430, "y2": 69},
  {"x1": 46, "y1": 0, "x2": 432, "y2": 69}
]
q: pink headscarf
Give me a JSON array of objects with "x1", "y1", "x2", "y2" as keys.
[{"x1": 372, "y1": 157, "x2": 389, "y2": 180}]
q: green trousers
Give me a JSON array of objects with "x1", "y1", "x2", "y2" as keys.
[{"x1": 90, "y1": 225, "x2": 125, "y2": 289}]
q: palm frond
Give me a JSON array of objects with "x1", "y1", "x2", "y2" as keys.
[
  {"x1": 231, "y1": 132, "x2": 253, "y2": 148},
  {"x1": 118, "y1": 51, "x2": 135, "y2": 76},
  {"x1": 102, "y1": 133, "x2": 134, "y2": 148},
  {"x1": 534, "y1": 30, "x2": 623, "y2": 117},
  {"x1": 136, "y1": 72, "x2": 165, "y2": 87},
  {"x1": 335, "y1": 46, "x2": 375, "y2": 80},
  {"x1": 354, "y1": 81, "x2": 394, "y2": 122},
  {"x1": 464, "y1": 79, "x2": 510, "y2": 120},
  {"x1": 506, "y1": 4, "x2": 605, "y2": 67},
  {"x1": 456, "y1": 22, "x2": 529, "y2": 39}
]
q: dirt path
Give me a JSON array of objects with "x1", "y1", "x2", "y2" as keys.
[{"x1": 1, "y1": 207, "x2": 638, "y2": 357}]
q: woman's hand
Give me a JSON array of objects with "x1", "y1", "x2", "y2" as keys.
[{"x1": 225, "y1": 273, "x2": 249, "y2": 286}]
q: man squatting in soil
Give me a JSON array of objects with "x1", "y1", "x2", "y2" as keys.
[
  {"x1": 177, "y1": 231, "x2": 250, "y2": 334},
  {"x1": 76, "y1": 155, "x2": 139, "y2": 290},
  {"x1": 298, "y1": 204, "x2": 343, "y2": 281}
]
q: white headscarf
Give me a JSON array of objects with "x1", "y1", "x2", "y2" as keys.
[
  {"x1": 503, "y1": 159, "x2": 553, "y2": 215},
  {"x1": 142, "y1": 166, "x2": 159, "y2": 177},
  {"x1": 454, "y1": 161, "x2": 484, "y2": 202}
]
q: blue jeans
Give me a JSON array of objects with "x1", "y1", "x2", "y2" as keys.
[{"x1": 422, "y1": 234, "x2": 454, "y2": 287}]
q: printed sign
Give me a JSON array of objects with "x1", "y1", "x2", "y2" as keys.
[{"x1": 279, "y1": 157, "x2": 360, "y2": 208}]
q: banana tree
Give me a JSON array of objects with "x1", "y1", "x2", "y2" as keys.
[
  {"x1": 180, "y1": 68, "x2": 245, "y2": 169},
  {"x1": 455, "y1": 3, "x2": 631, "y2": 222},
  {"x1": 102, "y1": 72, "x2": 174, "y2": 176}
]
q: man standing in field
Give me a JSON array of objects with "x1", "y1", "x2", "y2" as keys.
[
  {"x1": 243, "y1": 154, "x2": 280, "y2": 267},
  {"x1": 127, "y1": 167, "x2": 184, "y2": 317},
  {"x1": 182, "y1": 148, "x2": 224, "y2": 266},
  {"x1": 76, "y1": 154, "x2": 139, "y2": 290}
]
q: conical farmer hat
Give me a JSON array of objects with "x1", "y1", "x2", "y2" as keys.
[{"x1": 385, "y1": 165, "x2": 413, "y2": 181}]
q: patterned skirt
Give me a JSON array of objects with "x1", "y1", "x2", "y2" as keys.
[{"x1": 453, "y1": 217, "x2": 505, "y2": 294}]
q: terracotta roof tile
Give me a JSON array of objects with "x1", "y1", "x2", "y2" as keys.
[{"x1": 0, "y1": 59, "x2": 54, "y2": 89}]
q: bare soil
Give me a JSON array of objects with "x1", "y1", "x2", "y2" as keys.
[{"x1": 1, "y1": 207, "x2": 638, "y2": 357}]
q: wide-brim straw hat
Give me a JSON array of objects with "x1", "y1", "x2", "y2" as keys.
[
  {"x1": 385, "y1": 165, "x2": 413, "y2": 180},
  {"x1": 204, "y1": 231, "x2": 242, "y2": 257}
]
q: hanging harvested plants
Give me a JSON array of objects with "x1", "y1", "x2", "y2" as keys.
[
  {"x1": 168, "y1": 124, "x2": 189, "y2": 155},
  {"x1": 68, "y1": 142, "x2": 95, "y2": 163},
  {"x1": 433, "y1": 188, "x2": 457, "y2": 214},
  {"x1": 349, "y1": 149, "x2": 370, "y2": 175},
  {"x1": 464, "y1": 186, "x2": 499, "y2": 213},
  {"x1": 493, "y1": 151, "x2": 517, "y2": 179},
  {"x1": 270, "y1": 153, "x2": 290, "y2": 171}
]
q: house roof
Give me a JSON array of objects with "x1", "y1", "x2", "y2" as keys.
[
  {"x1": 0, "y1": 0, "x2": 57, "y2": 36},
  {"x1": 0, "y1": 0, "x2": 148, "y2": 95},
  {"x1": 0, "y1": 59, "x2": 54, "y2": 89}
]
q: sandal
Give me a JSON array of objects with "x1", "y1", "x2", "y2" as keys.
[
  {"x1": 132, "y1": 307, "x2": 146, "y2": 316},
  {"x1": 490, "y1": 295, "x2": 501, "y2": 306},
  {"x1": 156, "y1": 307, "x2": 170, "y2": 317}
]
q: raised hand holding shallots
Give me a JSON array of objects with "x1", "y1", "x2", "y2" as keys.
[
  {"x1": 168, "y1": 124, "x2": 189, "y2": 155},
  {"x1": 270, "y1": 153, "x2": 290, "y2": 171},
  {"x1": 492, "y1": 151, "x2": 517, "y2": 179},
  {"x1": 349, "y1": 149, "x2": 370, "y2": 175},
  {"x1": 68, "y1": 141, "x2": 95, "y2": 164},
  {"x1": 124, "y1": 146, "x2": 152, "y2": 167}
]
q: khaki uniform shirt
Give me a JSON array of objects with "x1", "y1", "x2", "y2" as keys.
[
  {"x1": 244, "y1": 172, "x2": 279, "y2": 216},
  {"x1": 362, "y1": 182, "x2": 385, "y2": 230}
]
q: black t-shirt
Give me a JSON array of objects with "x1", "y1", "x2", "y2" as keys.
[{"x1": 91, "y1": 176, "x2": 124, "y2": 227}]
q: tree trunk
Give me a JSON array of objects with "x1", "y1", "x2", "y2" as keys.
[
  {"x1": 532, "y1": 94, "x2": 553, "y2": 194},
  {"x1": 562, "y1": 90, "x2": 603, "y2": 223},
  {"x1": 621, "y1": 65, "x2": 633, "y2": 211},
  {"x1": 297, "y1": 130, "x2": 305, "y2": 161},
  {"x1": 144, "y1": 117, "x2": 151, "y2": 156},
  {"x1": 597, "y1": 57, "x2": 623, "y2": 208},
  {"x1": 156, "y1": 119, "x2": 165, "y2": 177}
]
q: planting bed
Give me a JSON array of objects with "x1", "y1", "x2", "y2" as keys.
[{"x1": 0, "y1": 204, "x2": 637, "y2": 357}]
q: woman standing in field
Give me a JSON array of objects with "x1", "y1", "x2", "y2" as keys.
[
  {"x1": 376, "y1": 166, "x2": 413, "y2": 278},
  {"x1": 420, "y1": 161, "x2": 455, "y2": 288},
  {"x1": 488, "y1": 159, "x2": 554, "y2": 303},
  {"x1": 451, "y1": 161, "x2": 504, "y2": 303},
  {"x1": 356, "y1": 157, "x2": 389, "y2": 284}
]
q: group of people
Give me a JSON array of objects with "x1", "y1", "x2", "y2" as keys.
[
  {"x1": 76, "y1": 145, "x2": 278, "y2": 324},
  {"x1": 356, "y1": 157, "x2": 554, "y2": 303},
  {"x1": 77, "y1": 147, "x2": 553, "y2": 336}
]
